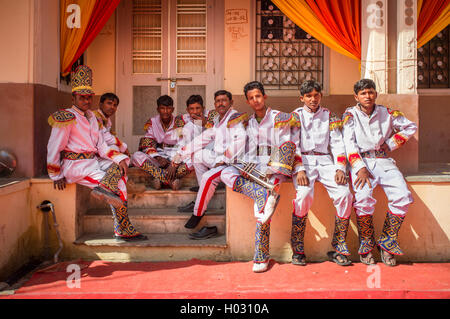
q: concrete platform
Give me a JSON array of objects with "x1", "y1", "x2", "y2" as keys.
[{"x1": 1, "y1": 260, "x2": 449, "y2": 299}]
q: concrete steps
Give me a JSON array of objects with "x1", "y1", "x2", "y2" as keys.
[
  {"x1": 83, "y1": 207, "x2": 226, "y2": 234},
  {"x1": 74, "y1": 167, "x2": 228, "y2": 262}
]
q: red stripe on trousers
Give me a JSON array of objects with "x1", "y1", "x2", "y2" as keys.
[{"x1": 196, "y1": 170, "x2": 223, "y2": 216}]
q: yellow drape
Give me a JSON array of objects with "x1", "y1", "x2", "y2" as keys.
[
  {"x1": 417, "y1": 1, "x2": 450, "y2": 48},
  {"x1": 60, "y1": 0, "x2": 97, "y2": 75},
  {"x1": 271, "y1": 0, "x2": 360, "y2": 61}
]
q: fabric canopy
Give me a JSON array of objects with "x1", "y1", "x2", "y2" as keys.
[
  {"x1": 417, "y1": 0, "x2": 450, "y2": 48},
  {"x1": 272, "y1": 0, "x2": 449, "y2": 60},
  {"x1": 271, "y1": 0, "x2": 361, "y2": 61},
  {"x1": 60, "y1": 0, "x2": 120, "y2": 75}
]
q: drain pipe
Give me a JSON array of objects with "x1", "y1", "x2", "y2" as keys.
[{"x1": 37, "y1": 201, "x2": 63, "y2": 264}]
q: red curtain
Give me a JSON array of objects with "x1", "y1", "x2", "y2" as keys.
[
  {"x1": 304, "y1": 0, "x2": 361, "y2": 60},
  {"x1": 64, "y1": 0, "x2": 121, "y2": 74},
  {"x1": 418, "y1": 0, "x2": 449, "y2": 40}
]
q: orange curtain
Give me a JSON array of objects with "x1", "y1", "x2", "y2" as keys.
[
  {"x1": 304, "y1": 0, "x2": 360, "y2": 60},
  {"x1": 417, "y1": 0, "x2": 450, "y2": 48},
  {"x1": 60, "y1": 0, "x2": 97, "y2": 75},
  {"x1": 271, "y1": 0, "x2": 360, "y2": 61},
  {"x1": 60, "y1": 0, "x2": 120, "y2": 75}
]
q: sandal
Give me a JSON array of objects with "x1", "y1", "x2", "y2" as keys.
[
  {"x1": 292, "y1": 253, "x2": 306, "y2": 266},
  {"x1": 379, "y1": 246, "x2": 397, "y2": 267},
  {"x1": 327, "y1": 251, "x2": 352, "y2": 266},
  {"x1": 360, "y1": 252, "x2": 376, "y2": 265}
]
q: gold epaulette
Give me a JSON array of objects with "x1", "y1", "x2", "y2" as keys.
[
  {"x1": 48, "y1": 110, "x2": 76, "y2": 128},
  {"x1": 143, "y1": 118, "x2": 152, "y2": 131},
  {"x1": 274, "y1": 111, "x2": 301, "y2": 128},
  {"x1": 342, "y1": 111, "x2": 353, "y2": 125},
  {"x1": 329, "y1": 113, "x2": 343, "y2": 131},
  {"x1": 174, "y1": 115, "x2": 186, "y2": 129},
  {"x1": 205, "y1": 110, "x2": 219, "y2": 129},
  {"x1": 93, "y1": 110, "x2": 107, "y2": 128},
  {"x1": 227, "y1": 112, "x2": 249, "y2": 128},
  {"x1": 387, "y1": 107, "x2": 405, "y2": 118}
]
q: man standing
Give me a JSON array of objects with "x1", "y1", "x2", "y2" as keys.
[
  {"x1": 342, "y1": 78, "x2": 417, "y2": 266},
  {"x1": 47, "y1": 65, "x2": 146, "y2": 241},
  {"x1": 221, "y1": 81, "x2": 298, "y2": 272}
]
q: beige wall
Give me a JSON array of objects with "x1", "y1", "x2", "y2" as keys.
[
  {"x1": 0, "y1": 181, "x2": 38, "y2": 281},
  {"x1": 0, "y1": 179, "x2": 79, "y2": 281},
  {"x1": 0, "y1": 0, "x2": 59, "y2": 87},
  {"x1": 86, "y1": 12, "x2": 116, "y2": 95},
  {"x1": 0, "y1": 0, "x2": 34, "y2": 83},
  {"x1": 227, "y1": 180, "x2": 450, "y2": 263}
]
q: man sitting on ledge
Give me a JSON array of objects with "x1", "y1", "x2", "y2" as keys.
[
  {"x1": 342, "y1": 78, "x2": 417, "y2": 266},
  {"x1": 46, "y1": 65, "x2": 147, "y2": 242}
]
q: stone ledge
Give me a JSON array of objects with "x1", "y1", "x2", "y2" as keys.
[
  {"x1": 85, "y1": 207, "x2": 225, "y2": 217},
  {"x1": 74, "y1": 233, "x2": 227, "y2": 248}
]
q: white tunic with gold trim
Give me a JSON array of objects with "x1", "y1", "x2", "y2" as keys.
[{"x1": 46, "y1": 106, "x2": 129, "y2": 184}]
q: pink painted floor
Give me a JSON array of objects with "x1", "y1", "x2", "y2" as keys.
[{"x1": 2, "y1": 259, "x2": 449, "y2": 299}]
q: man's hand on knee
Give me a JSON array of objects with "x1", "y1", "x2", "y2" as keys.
[
  {"x1": 119, "y1": 160, "x2": 128, "y2": 177},
  {"x1": 355, "y1": 167, "x2": 373, "y2": 189},
  {"x1": 296, "y1": 170, "x2": 309, "y2": 186}
]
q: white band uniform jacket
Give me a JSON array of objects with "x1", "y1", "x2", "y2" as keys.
[
  {"x1": 46, "y1": 106, "x2": 129, "y2": 184},
  {"x1": 291, "y1": 106, "x2": 347, "y2": 174},
  {"x1": 342, "y1": 104, "x2": 417, "y2": 174}
]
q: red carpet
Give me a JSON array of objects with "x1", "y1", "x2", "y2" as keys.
[{"x1": 2, "y1": 259, "x2": 449, "y2": 299}]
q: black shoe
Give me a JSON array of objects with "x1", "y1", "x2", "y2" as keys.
[
  {"x1": 177, "y1": 201, "x2": 195, "y2": 213},
  {"x1": 114, "y1": 234, "x2": 148, "y2": 242},
  {"x1": 184, "y1": 214, "x2": 203, "y2": 229},
  {"x1": 189, "y1": 186, "x2": 199, "y2": 192},
  {"x1": 189, "y1": 226, "x2": 218, "y2": 240}
]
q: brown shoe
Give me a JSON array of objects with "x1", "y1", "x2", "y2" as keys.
[
  {"x1": 170, "y1": 179, "x2": 181, "y2": 191},
  {"x1": 148, "y1": 177, "x2": 161, "y2": 190},
  {"x1": 127, "y1": 180, "x2": 146, "y2": 193}
]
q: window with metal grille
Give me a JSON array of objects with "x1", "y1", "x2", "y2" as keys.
[
  {"x1": 255, "y1": 0, "x2": 324, "y2": 90},
  {"x1": 418, "y1": 25, "x2": 449, "y2": 89}
]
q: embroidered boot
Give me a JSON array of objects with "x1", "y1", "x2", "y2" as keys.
[
  {"x1": 378, "y1": 211, "x2": 405, "y2": 266},
  {"x1": 253, "y1": 221, "x2": 270, "y2": 272},
  {"x1": 291, "y1": 214, "x2": 308, "y2": 265},
  {"x1": 356, "y1": 214, "x2": 376, "y2": 265}
]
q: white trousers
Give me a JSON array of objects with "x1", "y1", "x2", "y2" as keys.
[
  {"x1": 351, "y1": 158, "x2": 412, "y2": 217},
  {"x1": 292, "y1": 163, "x2": 353, "y2": 219},
  {"x1": 191, "y1": 149, "x2": 225, "y2": 216}
]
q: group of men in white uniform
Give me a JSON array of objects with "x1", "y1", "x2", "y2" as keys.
[{"x1": 47, "y1": 66, "x2": 417, "y2": 273}]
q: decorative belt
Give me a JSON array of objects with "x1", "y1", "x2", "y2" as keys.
[
  {"x1": 257, "y1": 145, "x2": 272, "y2": 156},
  {"x1": 360, "y1": 149, "x2": 388, "y2": 159},
  {"x1": 62, "y1": 151, "x2": 96, "y2": 160},
  {"x1": 157, "y1": 143, "x2": 176, "y2": 149},
  {"x1": 301, "y1": 151, "x2": 328, "y2": 156}
]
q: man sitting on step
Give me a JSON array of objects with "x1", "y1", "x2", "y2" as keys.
[
  {"x1": 173, "y1": 94, "x2": 213, "y2": 195},
  {"x1": 131, "y1": 95, "x2": 191, "y2": 190},
  {"x1": 47, "y1": 65, "x2": 147, "y2": 242},
  {"x1": 172, "y1": 90, "x2": 244, "y2": 229},
  {"x1": 93, "y1": 93, "x2": 144, "y2": 194}
]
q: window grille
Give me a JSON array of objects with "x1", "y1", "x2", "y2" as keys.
[
  {"x1": 255, "y1": 0, "x2": 324, "y2": 90},
  {"x1": 418, "y1": 25, "x2": 449, "y2": 89}
]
